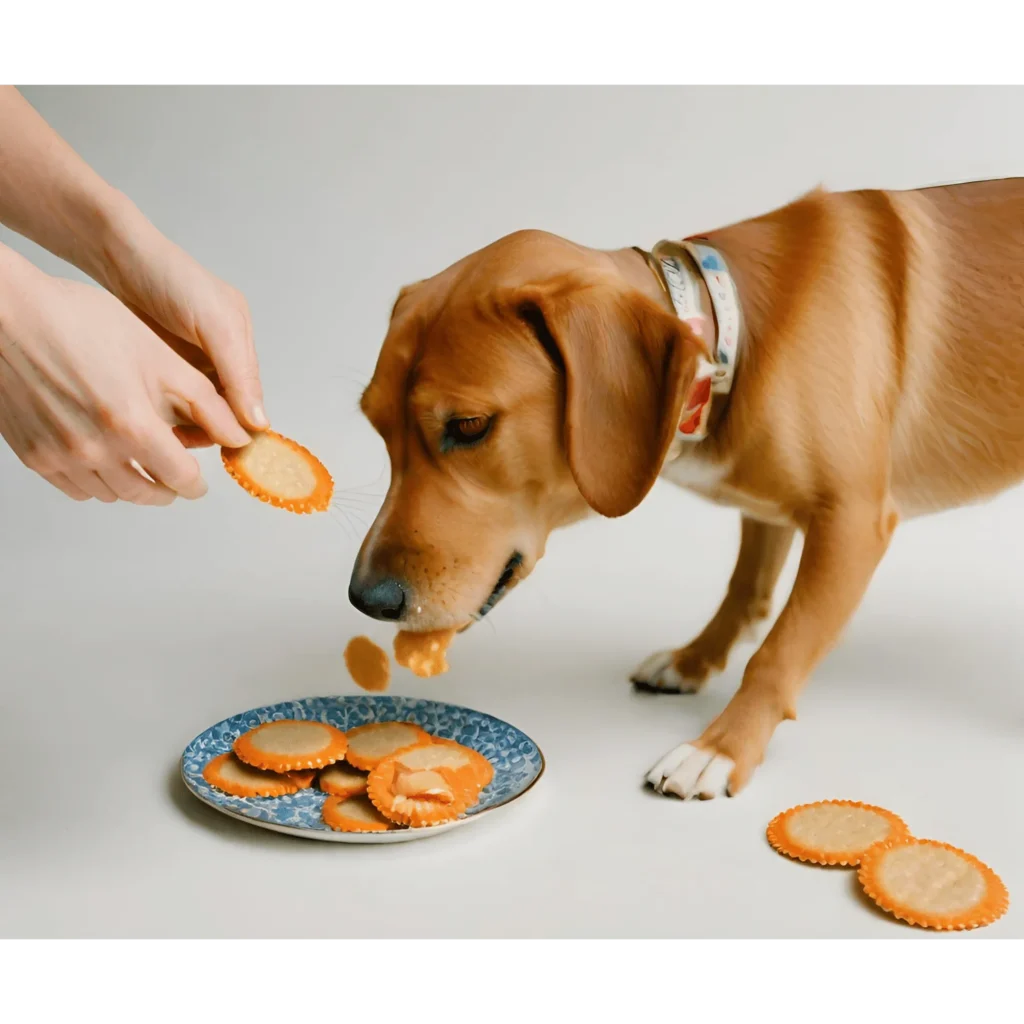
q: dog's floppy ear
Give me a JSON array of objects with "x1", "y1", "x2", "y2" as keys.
[{"x1": 513, "y1": 275, "x2": 699, "y2": 518}]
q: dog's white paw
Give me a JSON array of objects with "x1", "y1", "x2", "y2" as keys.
[
  {"x1": 645, "y1": 742, "x2": 734, "y2": 800},
  {"x1": 630, "y1": 650, "x2": 700, "y2": 694}
]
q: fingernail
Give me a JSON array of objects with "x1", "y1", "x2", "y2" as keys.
[
  {"x1": 229, "y1": 424, "x2": 252, "y2": 448},
  {"x1": 250, "y1": 402, "x2": 269, "y2": 429}
]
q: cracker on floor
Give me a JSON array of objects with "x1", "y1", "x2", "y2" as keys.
[
  {"x1": 766, "y1": 800, "x2": 909, "y2": 866},
  {"x1": 858, "y1": 837, "x2": 1009, "y2": 930},
  {"x1": 344, "y1": 635, "x2": 391, "y2": 692},
  {"x1": 367, "y1": 758, "x2": 470, "y2": 828},
  {"x1": 233, "y1": 719, "x2": 348, "y2": 773},
  {"x1": 394, "y1": 628, "x2": 455, "y2": 678},
  {"x1": 344, "y1": 721, "x2": 431, "y2": 771},
  {"x1": 318, "y1": 762, "x2": 369, "y2": 798},
  {"x1": 202, "y1": 752, "x2": 300, "y2": 798},
  {"x1": 221, "y1": 429, "x2": 333, "y2": 513},
  {"x1": 321, "y1": 794, "x2": 399, "y2": 832}
]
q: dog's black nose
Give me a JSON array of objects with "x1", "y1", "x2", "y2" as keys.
[{"x1": 349, "y1": 576, "x2": 407, "y2": 621}]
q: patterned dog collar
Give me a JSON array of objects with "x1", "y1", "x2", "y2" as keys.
[{"x1": 645, "y1": 238, "x2": 742, "y2": 442}]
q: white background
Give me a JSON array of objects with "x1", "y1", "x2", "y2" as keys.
[{"x1": 1, "y1": 86, "x2": 1021, "y2": 938}]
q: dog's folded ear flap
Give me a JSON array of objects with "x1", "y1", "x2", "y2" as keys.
[{"x1": 513, "y1": 276, "x2": 699, "y2": 518}]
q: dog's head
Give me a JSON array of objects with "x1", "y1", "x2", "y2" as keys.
[{"x1": 350, "y1": 230, "x2": 702, "y2": 629}]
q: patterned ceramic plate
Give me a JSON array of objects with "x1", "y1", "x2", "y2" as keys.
[{"x1": 180, "y1": 695, "x2": 545, "y2": 843}]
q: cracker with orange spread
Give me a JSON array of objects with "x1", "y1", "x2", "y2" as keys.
[
  {"x1": 234, "y1": 719, "x2": 348, "y2": 773},
  {"x1": 367, "y1": 758, "x2": 470, "y2": 827},
  {"x1": 344, "y1": 721, "x2": 431, "y2": 771},
  {"x1": 344, "y1": 636, "x2": 391, "y2": 692},
  {"x1": 766, "y1": 800, "x2": 909, "y2": 866},
  {"x1": 858, "y1": 837, "x2": 1009, "y2": 930},
  {"x1": 203, "y1": 752, "x2": 301, "y2": 798},
  {"x1": 221, "y1": 429, "x2": 333, "y2": 513},
  {"x1": 394, "y1": 629, "x2": 455, "y2": 678},
  {"x1": 322, "y1": 794, "x2": 398, "y2": 833},
  {"x1": 318, "y1": 762, "x2": 369, "y2": 798}
]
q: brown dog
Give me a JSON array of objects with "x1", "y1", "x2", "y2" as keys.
[{"x1": 351, "y1": 178, "x2": 1024, "y2": 799}]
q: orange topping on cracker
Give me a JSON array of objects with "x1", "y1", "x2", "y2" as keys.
[
  {"x1": 394, "y1": 629, "x2": 455, "y2": 678},
  {"x1": 234, "y1": 719, "x2": 348, "y2": 773},
  {"x1": 318, "y1": 762, "x2": 369, "y2": 798},
  {"x1": 202, "y1": 752, "x2": 300, "y2": 798},
  {"x1": 344, "y1": 721, "x2": 431, "y2": 771},
  {"x1": 858, "y1": 838, "x2": 1009, "y2": 930},
  {"x1": 221, "y1": 430, "x2": 333, "y2": 514},
  {"x1": 344, "y1": 636, "x2": 391, "y2": 692},
  {"x1": 368, "y1": 758, "x2": 470, "y2": 827},
  {"x1": 767, "y1": 800, "x2": 909, "y2": 866},
  {"x1": 322, "y1": 794, "x2": 399, "y2": 832}
]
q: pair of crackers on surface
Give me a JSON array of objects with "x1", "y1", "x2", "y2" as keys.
[
  {"x1": 767, "y1": 799, "x2": 1008, "y2": 931},
  {"x1": 220, "y1": 432, "x2": 457, "y2": 691},
  {"x1": 202, "y1": 718, "x2": 494, "y2": 831}
]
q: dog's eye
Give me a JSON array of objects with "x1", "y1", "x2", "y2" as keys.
[{"x1": 443, "y1": 416, "x2": 491, "y2": 448}]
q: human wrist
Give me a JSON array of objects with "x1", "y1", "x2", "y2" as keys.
[
  {"x1": 0, "y1": 242, "x2": 51, "y2": 342},
  {"x1": 85, "y1": 188, "x2": 167, "y2": 299}
]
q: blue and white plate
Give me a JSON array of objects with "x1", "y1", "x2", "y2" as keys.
[{"x1": 180, "y1": 695, "x2": 545, "y2": 843}]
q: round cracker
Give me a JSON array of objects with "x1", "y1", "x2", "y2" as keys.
[
  {"x1": 344, "y1": 721, "x2": 431, "y2": 771},
  {"x1": 202, "y1": 752, "x2": 300, "y2": 798},
  {"x1": 767, "y1": 800, "x2": 909, "y2": 866},
  {"x1": 221, "y1": 430, "x2": 333, "y2": 514},
  {"x1": 321, "y1": 794, "x2": 399, "y2": 832},
  {"x1": 234, "y1": 719, "x2": 348, "y2": 772},
  {"x1": 367, "y1": 759, "x2": 469, "y2": 827},
  {"x1": 318, "y1": 762, "x2": 369, "y2": 798},
  {"x1": 858, "y1": 837, "x2": 1009, "y2": 930}
]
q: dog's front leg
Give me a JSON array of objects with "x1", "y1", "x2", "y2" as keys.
[
  {"x1": 646, "y1": 496, "x2": 898, "y2": 799},
  {"x1": 632, "y1": 516, "x2": 795, "y2": 692}
]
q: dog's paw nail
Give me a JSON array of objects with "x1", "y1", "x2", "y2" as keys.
[
  {"x1": 630, "y1": 650, "x2": 698, "y2": 693},
  {"x1": 646, "y1": 742, "x2": 735, "y2": 801}
]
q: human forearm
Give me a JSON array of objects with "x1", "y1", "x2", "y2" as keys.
[{"x1": 0, "y1": 87, "x2": 149, "y2": 290}]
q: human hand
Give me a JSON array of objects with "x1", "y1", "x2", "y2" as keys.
[
  {"x1": 0, "y1": 252, "x2": 252, "y2": 503},
  {"x1": 99, "y1": 209, "x2": 268, "y2": 440}
]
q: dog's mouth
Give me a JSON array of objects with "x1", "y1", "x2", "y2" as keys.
[{"x1": 477, "y1": 552, "x2": 524, "y2": 619}]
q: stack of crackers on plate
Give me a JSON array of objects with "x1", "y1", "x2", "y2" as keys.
[{"x1": 203, "y1": 718, "x2": 494, "y2": 832}]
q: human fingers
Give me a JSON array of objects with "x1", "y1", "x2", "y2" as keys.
[{"x1": 96, "y1": 460, "x2": 176, "y2": 506}]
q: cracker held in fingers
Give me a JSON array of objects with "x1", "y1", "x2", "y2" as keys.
[
  {"x1": 321, "y1": 794, "x2": 399, "y2": 833},
  {"x1": 368, "y1": 758, "x2": 471, "y2": 827},
  {"x1": 394, "y1": 629, "x2": 455, "y2": 678},
  {"x1": 233, "y1": 719, "x2": 348, "y2": 773},
  {"x1": 221, "y1": 429, "x2": 333, "y2": 513},
  {"x1": 766, "y1": 800, "x2": 910, "y2": 867},
  {"x1": 344, "y1": 636, "x2": 391, "y2": 692},
  {"x1": 202, "y1": 752, "x2": 301, "y2": 798},
  {"x1": 318, "y1": 762, "x2": 369, "y2": 798},
  {"x1": 344, "y1": 721, "x2": 431, "y2": 771},
  {"x1": 858, "y1": 838, "x2": 1009, "y2": 930}
]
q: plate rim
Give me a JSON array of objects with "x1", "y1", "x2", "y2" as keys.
[{"x1": 179, "y1": 694, "x2": 546, "y2": 843}]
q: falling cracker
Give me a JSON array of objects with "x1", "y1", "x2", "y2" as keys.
[
  {"x1": 318, "y1": 762, "x2": 369, "y2": 798},
  {"x1": 394, "y1": 628, "x2": 455, "y2": 678},
  {"x1": 344, "y1": 721, "x2": 432, "y2": 771},
  {"x1": 202, "y1": 752, "x2": 301, "y2": 798},
  {"x1": 858, "y1": 837, "x2": 1009, "y2": 931},
  {"x1": 344, "y1": 635, "x2": 391, "y2": 692},
  {"x1": 368, "y1": 759, "x2": 470, "y2": 828},
  {"x1": 321, "y1": 794, "x2": 399, "y2": 833},
  {"x1": 221, "y1": 429, "x2": 333, "y2": 514},
  {"x1": 234, "y1": 719, "x2": 348, "y2": 773},
  {"x1": 767, "y1": 800, "x2": 910, "y2": 867}
]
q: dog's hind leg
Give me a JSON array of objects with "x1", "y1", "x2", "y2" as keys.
[{"x1": 631, "y1": 516, "x2": 795, "y2": 693}]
